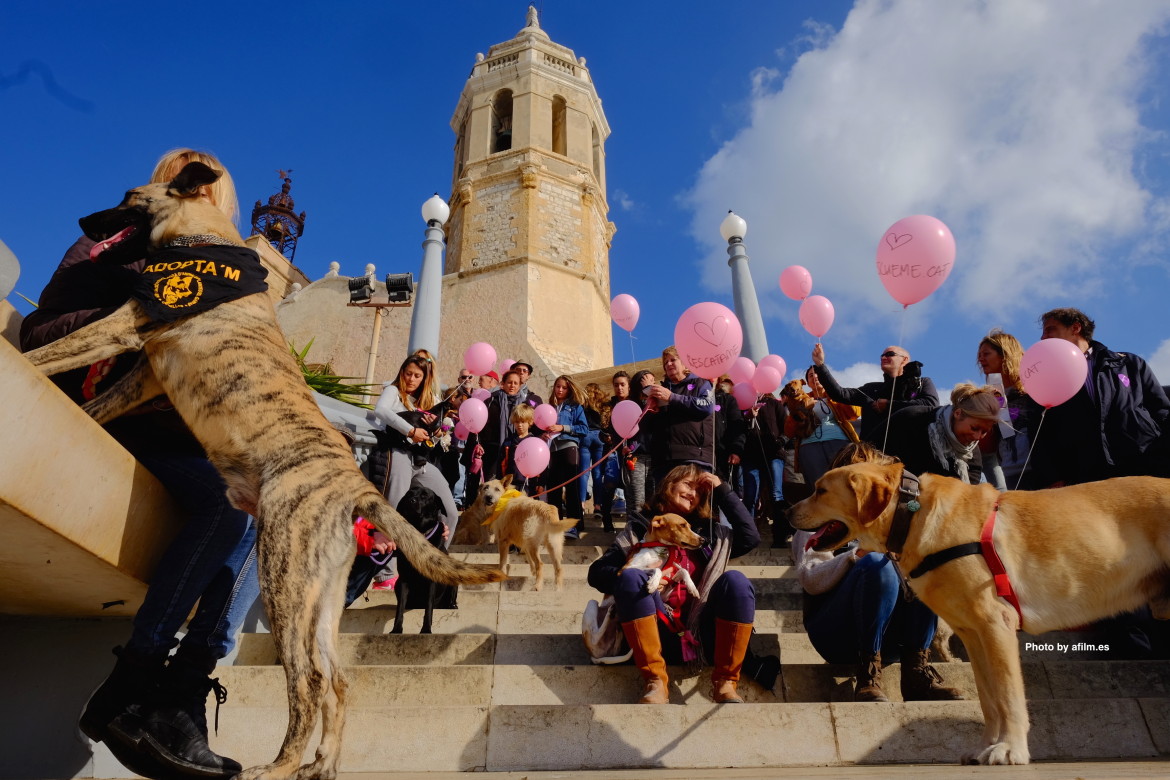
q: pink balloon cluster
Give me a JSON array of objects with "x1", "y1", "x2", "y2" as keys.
[
  {"x1": 875, "y1": 215, "x2": 956, "y2": 308},
  {"x1": 674, "y1": 302, "x2": 743, "y2": 380}
]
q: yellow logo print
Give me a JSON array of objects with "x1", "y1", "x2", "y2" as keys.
[{"x1": 154, "y1": 272, "x2": 203, "y2": 309}]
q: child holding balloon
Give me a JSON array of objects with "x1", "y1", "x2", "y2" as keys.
[{"x1": 503, "y1": 403, "x2": 542, "y2": 495}]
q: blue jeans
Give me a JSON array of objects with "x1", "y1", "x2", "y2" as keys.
[
  {"x1": 742, "y1": 458, "x2": 784, "y2": 516},
  {"x1": 613, "y1": 567, "x2": 754, "y2": 663},
  {"x1": 579, "y1": 429, "x2": 605, "y2": 504},
  {"x1": 126, "y1": 453, "x2": 259, "y2": 662},
  {"x1": 804, "y1": 553, "x2": 937, "y2": 664}
]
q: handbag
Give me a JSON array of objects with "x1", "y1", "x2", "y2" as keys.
[{"x1": 550, "y1": 434, "x2": 580, "y2": 468}]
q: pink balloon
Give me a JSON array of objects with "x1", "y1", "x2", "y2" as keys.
[
  {"x1": 799, "y1": 295, "x2": 835, "y2": 339},
  {"x1": 611, "y1": 399, "x2": 643, "y2": 439},
  {"x1": 674, "y1": 302, "x2": 743, "y2": 380},
  {"x1": 500, "y1": 359, "x2": 516, "y2": 373},
  {"x1": 463, "y1": 342, "x2": 497, "y2": 376},
  {"x1": 751, "y1": 365, "x2": 782, "y2": 395},
  {"x1": 1020, "y1": 339, "x2": 1088, "y2": 408},
  {"x1": 471, "y1": 388, "x2": 491, "y2": 401},
  {"x1": 453, "y1": 421, "x2": 470, "y2": 441},
  {"x1": 875, "y1": 215, "x2": 956, "y2": 307},
  {"x1": 732, "y1": 381, "x2": 757, "y2": 411},
  {"x1": 514, "y1": 437, "x2": 550, "y2": 478},
  {"x1": 460, "y1": 397, "x2": 488, "y2": 434},
  {"x1": 728, "y1": 357, "x2": 755, "y2": 385},
  {"x1": 758, "y1": 354, "x2": 787, "y2": 380},
  {"x1": 610, "y1": 294, "x2": 640, "y2": 333},
  {"x1": 533, "y1": 403, "x2": 558, "y2": 430},
  {"x1": 779, "y1": 265, "x2": 813, "y2": 301}
]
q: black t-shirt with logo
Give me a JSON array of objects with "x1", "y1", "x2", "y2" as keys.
[{"x1": 133, "y1": 245, "x2": 268, "y2": 322}]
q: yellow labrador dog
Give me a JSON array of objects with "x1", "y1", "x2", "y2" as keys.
[
  {"x1": 22, "y1": 162, "x2": 504, "y2": 780},
  {"x1": 789, "y1": 461, "x2": 1170, "y2": 766}
]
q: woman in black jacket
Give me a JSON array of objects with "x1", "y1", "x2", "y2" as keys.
[
  {"x1": 884, "y1": 383, "x2": 1001, "y2": 484},
  {"x1": 587, "y1": 464, "x2": 761, "y2": 704}
]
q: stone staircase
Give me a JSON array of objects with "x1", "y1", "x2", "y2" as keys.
[{"x1": 208, "y1": 522, "x2": 1170, "y2": 773}]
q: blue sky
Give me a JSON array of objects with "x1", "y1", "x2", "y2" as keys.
[{"x1": 5, "y1": 1, "x2": 1170, "y2": 393}]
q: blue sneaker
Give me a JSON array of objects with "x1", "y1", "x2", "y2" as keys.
[{"x1": 564, "y1": 527, "x2": 580, "y2": 541}]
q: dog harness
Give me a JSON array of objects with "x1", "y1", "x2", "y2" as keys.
[
  {"x1": 482, "y1": 489, "x2": 524, "y2": 526},
  {"x1": 886, "y1": 480, "x2": 1025, "y2": 629},
  {"x1": 629, "y1": 541, "x2": 702, "y2": 662}
]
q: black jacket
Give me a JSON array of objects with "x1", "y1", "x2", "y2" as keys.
[
  {"x1": 814, "y1": 363, "x2": 939, "y2": 447},
  {"x1": 1030, "y1": 340, "x2": 1169, "y2": 484},
  {"x1": 884, "y1": 406, "x2": 983, "y2": 484},
  {"x1": 646, "y1": 374, "x2": 715, "y2": 466},
  {"x1": 741, "y1": 395, "x2": 787, "y2": 466}
]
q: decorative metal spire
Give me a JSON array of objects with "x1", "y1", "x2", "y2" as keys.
[{"x1": 250, "y1": 169, "x2": 306, "y2": 261}]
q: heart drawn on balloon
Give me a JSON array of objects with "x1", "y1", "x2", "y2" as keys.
[
  {"x1": 694, "y1": 316, "x2": 728, "y2": 347},
  {"x1": 885, "y1": 232, "x2": 913, "y2": 250}
]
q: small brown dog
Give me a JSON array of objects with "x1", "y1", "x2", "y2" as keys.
[
  {"x1": 621, "y1": 513, "x2": 703, "y2": 597},
  {"x1": 780, "y1": 378, "x2": 818, "y2": 440}
]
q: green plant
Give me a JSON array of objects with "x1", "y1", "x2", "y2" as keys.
[{"x1": 290, "y1": 340, "x2": 380, "y2": 409}]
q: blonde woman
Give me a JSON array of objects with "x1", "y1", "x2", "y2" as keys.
[
  {"x1": 20, "y1": 148, "x2": 250, "y2": 779},
  {"x1": 885, "y1": 383, "x2": 1003, "y2": 484},
  {"x1": 543, "y1": 375, "x2": 589, "y2": 538},
  {"x1": 976, "y1": 330, "x2": 1034, "y2": 489}
]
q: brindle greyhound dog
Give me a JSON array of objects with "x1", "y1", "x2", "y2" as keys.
[{"x1": 23, "y1": 162, "x2": 504, "y2": 780}]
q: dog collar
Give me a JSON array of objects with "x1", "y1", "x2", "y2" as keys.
[
  {"x1": 884, "y1": 470, "x2": 922, "y2": 560},
  {"x1": 164, "y1": 234, "x2": 240, "y2": 248}
]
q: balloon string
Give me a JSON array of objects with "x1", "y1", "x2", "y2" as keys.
[
  {"x1": 880, "y1": 307, "x2": 909, "y2": 453},
  {"x1": 629, "y1": 330, "x2": 637, "y2": 366},
  {"x1": 1013, "y1": 407, "x2": 1046, "y2": 491},
  {"x1": 530, "y1": 406, "x2": 651, "y2": 500}
]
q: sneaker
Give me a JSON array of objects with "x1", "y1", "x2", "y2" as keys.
[
  {"x1": 371, "y1": 575, "x2": 399, "y2": 591},
  {"x1": 564, "y1": 527, "x2": 580, "y2": 541}
]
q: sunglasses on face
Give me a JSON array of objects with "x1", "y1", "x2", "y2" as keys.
[{"x1": 880, "y1": 351, "x2": 901, "y2": 359}]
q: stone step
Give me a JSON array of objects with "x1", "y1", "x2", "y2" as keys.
[
  {"x1": 206, "y1": 698, "x2": 1168, "y2": 772},
  {"x1": 382, "y1": 568, "x2": 801, "y2": 596},
  {"x1": 335, "y1": 602, "x2": 806, "y2": 634},
  {"x1": 216, "y1": 659, "x2": 1170, "y2": 706},
  {"x1": 447, "y1": 545, "x2": 795, "y2": 566}
]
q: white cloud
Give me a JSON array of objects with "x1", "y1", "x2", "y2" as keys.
[
  {"x1": 613, "y1": 189, "x2": 637, "y2": 212},
  {"x1": 687, "y1": 0, "x2": 1170, "y2": 331},
  {"x1": 1150, "y1": 338, "x2": 1170, "y2": 385}
]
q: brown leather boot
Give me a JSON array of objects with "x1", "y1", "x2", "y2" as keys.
[
  {"x1": 901, "y1": 648, "x2": 963, "y2": 701},
  {"x1": 854, "y1": 652, "x2": 889, "y2": 702},
  {"x1": 621, "y1": 615, "x2": 669, "y2": 704},
  {"x1": 712, "y1": 619, "x2": 753, "y2": 703}
]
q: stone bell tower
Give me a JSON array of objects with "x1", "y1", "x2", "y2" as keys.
[{"x1": 439, "y1": 6, "x2": 615, "y2": 387}]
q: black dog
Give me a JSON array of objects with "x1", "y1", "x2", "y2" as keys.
[{"x1": 392, "y1": 485, "x2": 457, "y2": 634}]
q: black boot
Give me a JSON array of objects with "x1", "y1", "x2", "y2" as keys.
[
  {"x1": 80, "y1": 647, "x2": 178, "y2": 779},
  {"x1": 108, "y1": 656, "x2": 241, "y2": 778},
  {"x1": 742, "y1": 647, "x2": 781, "y2": 693},
  {"x1": 769, "y1": 501, "x2": 794, "y2": 548},
  {"x1": 602, "y1": 514, "x2": 616, "y2": 534}
]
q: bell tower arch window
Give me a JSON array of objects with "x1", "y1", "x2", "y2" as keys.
[
  {"x1": 491, "y1": 90, "x2": 513, "y2": 153},
  {"x1": 552, "y1": 95, "x2": 568, "y2": 156}
]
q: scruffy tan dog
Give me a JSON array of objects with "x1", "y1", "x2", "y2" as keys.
[
  {"x1": 790, "y1": 461, "x2": 1170, "y2": 766},
  {"x1": 486, "y1": 475, "x2": 578, "y2": 590},
  {"x1": 22, "y1": 162, "x2": 504, "y2": 780}
]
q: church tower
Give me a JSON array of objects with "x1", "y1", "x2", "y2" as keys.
[{"x1": 440, "y1": 6, "x2": 615, "y2": 386}]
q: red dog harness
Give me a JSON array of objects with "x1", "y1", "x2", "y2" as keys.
[
  {"x1": 903, "y1": 502, "x2": 1025, "y2": 629},
  {"x1": 629, "y1": 541, "x2": 702, "y2": 661}
]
